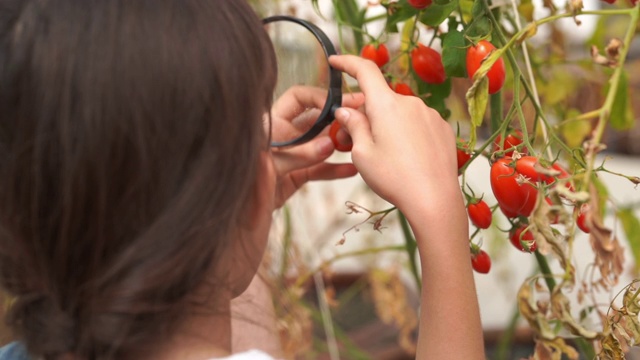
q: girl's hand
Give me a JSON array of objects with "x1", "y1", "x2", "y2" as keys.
[
  {"x1": 328, "y1": 55, "x2": 460, "y2": 214},
  {"x1": 269, "y1": 86, "x2": 365, "y2": 208}
]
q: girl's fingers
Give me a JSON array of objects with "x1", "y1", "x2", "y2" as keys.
[
  {"x1": 272, "y1": 135, "x2": 335, "y2": 175},
  {"x1": 334, "y1": 107, "x2": 372, "y2": 149},
  {"x1": 328, "y1": 55, "x2": 392, "y2": 102}
]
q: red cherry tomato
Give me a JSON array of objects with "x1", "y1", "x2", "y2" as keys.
[
  {"x1": 490, "y1": 158, "x2": 538, "y2": 217},
  {"x1": 456, "y1": 139, "x2": 471, "y2": 173},
  {"x1": 408, "y1": 0, "x2": 433, "y2": 9},
  {"x1": 411, "y1": 43, "x2": 446, "y2": 84},
  {"x1": 466, "y1": 40, "x2": 506, "y2": 94},
  {"x1": 393, "y1": 82, "x2": 415, "y2": 96},
  {"x1": 494, "y1": 130, "x2": 525, "y2": 158},
  {"x1": 514, "y1": 156, "x2": 554, "y2": 183},
  {"x1": 468, "y1": 200, "x2": 492, "y2": 229},
  {"x1": 361, "y1": 43, "x2": 390, "y2": 68},
  {"x1": 576, "y1": 204, "x2": 591, "y2": 234},
  {"x1": 329, "y1": 121, "x2": 352, "y2": 152},
  {"x1": 471, "y1": 250, "x2": 491, "y2": 274},
  {"x1": 550, "y1": 163, "x2": 575, "y2": 192},
  {"x1": 499, "y1": 203, "x2": 519, "y2": 218},
  {"x1": 510, "y1": 226, "x2": 537, "y2": 252}
]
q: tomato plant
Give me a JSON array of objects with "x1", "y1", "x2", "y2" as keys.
[
  {"x1": 471, "y1": 250, "x2": 491, "y2": 274},
  {"x1": 270, "y1": 0, "x2": 640, "y2": 357},
  {"x1": 408, "y1": 0, "x2": 432, "y2": 9},
  {"x1": 467, "y1": 200, "x2": 492, "y2": 229},
  {"x1": 510, "y1": 226, "x2": 537, "y2": 253},
  {"x1": 360, "y1": 43, "x2": 389, "y2": 68},
  {"x1": 329, "y1": 121, "x2": 352, "y2": 152},
  {"x1": 466, "y1": 40, "x2": 506, "y2": 94},
  {"x1": 411, "y1": 44, "x2": 446, "y2": 84}
]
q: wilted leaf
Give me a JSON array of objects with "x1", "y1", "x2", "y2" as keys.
[
  {"x1": 531, "y1": 193, "x2": 571, "y2": 270},
  {"x1": 600, "y1": 329, "x2": 625, "y2": 360},
  {"x1": 589, "y1": 185, "x2": 625, "y2": 285},
  {"x1": 369, "y1": 268, "x2": 418, "y2": 354},
  {"x1": 551, "y1": 291, "x2": 599, "y2": 339},
  {"x1": 518, "y1": 280, "x2": 557, "y2": 340},
  {"x1": 466, "y1": 76, "x2": 488, "y2": 149},
  {"x1": 398, "y1": 17, "x2": 416, "y2": 75},
  {"x1": 535, "y1": 337, "x2": 580, "y2": 360}
]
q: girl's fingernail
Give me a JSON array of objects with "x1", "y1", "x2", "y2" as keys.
[
  {"x1": 317, "y1": 136, "x2": 334, "y2": 155},
  {"x1": 335, "y1": 108, "x2": 350, "y2": 121}
]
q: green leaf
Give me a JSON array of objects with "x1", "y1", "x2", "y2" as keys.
[
  {"x1": 560, "y1": 109, "x2": 592, "y2": 149},
  {"x1": 617, "y1": 207, "x2": 640, "y2": 274},
  {"x1": 607, "y1": 70, "x2": 635, "y2": 130},
  {"x1": 384, "y1": 1, "x2": 419, "y2": 33},
  {"x1": 420, "y1": 0, "x2": 459, "y2": 27},
  {"x1": 465, "y1": 15, "x2": 491, "y2": 39},
  {"x1": 471, "y1": 0, "x2": 484, "y2": 17},
  {"x1": 592, "y1": 177, "x2": 609, "y2": 219},
  {"x1": 416, "y1": 77, "x2": 452, "y2": 119},
  {"x1": 442, "y1": 29, "x2": 467, "y2": 78}
]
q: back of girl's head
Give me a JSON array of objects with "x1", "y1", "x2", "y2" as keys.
[{"x1": 0, "y1": 0, "x2": 276, "y2": 358}]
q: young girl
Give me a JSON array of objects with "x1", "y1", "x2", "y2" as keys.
[{"x1": 0, "y1": 0, "x2": 484, "y2": 358}]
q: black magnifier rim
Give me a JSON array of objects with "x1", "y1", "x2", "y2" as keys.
[{"x1": 263, "y1": 15, "x2": 342, "y2": 147}]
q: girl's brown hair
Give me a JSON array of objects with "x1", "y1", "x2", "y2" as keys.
[{"x1": 0, "y1": 0, "x2": 276, "y2": 358}]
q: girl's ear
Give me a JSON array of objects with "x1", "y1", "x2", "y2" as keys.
[{"x1": 244, "y1": 150, "x2": 276, "y2": 231}]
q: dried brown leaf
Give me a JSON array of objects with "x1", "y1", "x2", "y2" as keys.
[
  {"x1": 369, "y1": 268, "x2": 418, "y2": 354},
  {"x1": 589, "y1": 185, "x2": 625, "y2": 285}
]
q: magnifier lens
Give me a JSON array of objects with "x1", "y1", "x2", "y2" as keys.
[{"x1": 263, "y1": 16, "x2": 341, "y2": 147}]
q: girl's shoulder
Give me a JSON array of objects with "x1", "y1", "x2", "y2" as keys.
[{"x1": 0, "y1": 342, "x2": 30, "y2": 360}]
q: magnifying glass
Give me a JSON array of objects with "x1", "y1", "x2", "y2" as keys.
[{"x1": 263, "y1": 16, "x2": 342, "y2": 147}]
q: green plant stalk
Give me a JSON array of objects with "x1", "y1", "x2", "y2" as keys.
[
  {"x1": 582, "y1": 5, "x2": 640, "y2": 192},
  {"x1": 490, "y1": 92, "x2": 503, "y2": 133},
  {"x1": 398, "y1": 211, "x2": 422, "y2": 288},
  {"x1": 534, "y1": 250, "x2": 556, "y2": 292},
  {"x1": 493, "y1": 305, "x2": 520, "y2": 360}
]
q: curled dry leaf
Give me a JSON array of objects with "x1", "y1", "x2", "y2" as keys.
[
  {"x1": 368, "y1": 268, "x2": 418, "y2": 355},
  {"x1": 589, "y1": 185, "x2": 625, "y2": 285},
  {"x1": 567, "y1": 0, "x2": 583, "y2": 25},
  {"x1": 550, "y1": 291, "x2": 599, "y2": 340},
  {"x1": 518, "y1": 280, "x2": 557, "y2": 341},
  {"x1": 534, "y1": 337, "x2": 580, "y2": 360},
  {"x1": 531, "y1": 192, "x2": 572, "y2": 271},
  {"x1": 591, "y1": 45, "x2": 618, "y2": 68},
  {"x1": 605, "y1": 38, "x2": 623, "y2": 61}
]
